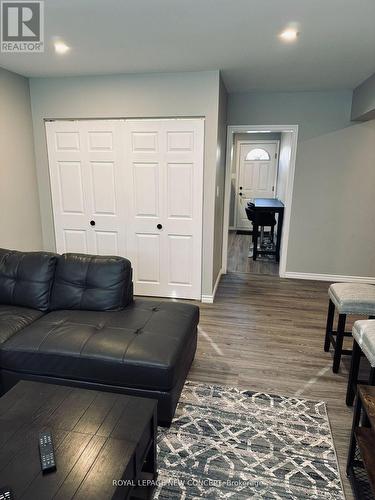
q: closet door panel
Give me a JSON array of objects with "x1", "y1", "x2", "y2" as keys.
[
  {"x1": 46, "y1": 120, "x2": 127, "y2": 258},
  {"x1": 46, "y1": 121, "x2": 91, "y2": 254},
  {"x1": 125, "y1": 119, "x2": 204, "y2": 299}
]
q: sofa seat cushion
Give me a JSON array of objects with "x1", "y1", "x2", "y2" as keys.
[
  {"x1": 0, "y1": 299, "x2": 199, "y2": 391},
  {"x1": 0, "y1": 248, "x2": 58, "y2": 311},
  {"x1": 0, "y1": 305, "x2": 43, "y2": 346}
]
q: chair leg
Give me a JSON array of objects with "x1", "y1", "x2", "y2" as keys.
[
  {"x1": 252, "y1": 224, "x2": 259, "y2": 261},
  {"x1": 333, "y1": 314, "x2": 346, "y2": 373},
  {"x1": 324, "y1": 300, "x2": 335, "y2": 352},
  {"x1": 251, "y1": 228, "x2": 256, "y2": 253},
  {"x1": 346, "y1": 340, "x2": 361, "y2": 406},
  {"x1": 260, "y1": 226, "x2": 265, "y2": 247}
]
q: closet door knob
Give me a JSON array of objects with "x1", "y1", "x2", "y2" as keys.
[
  {"x1": 90, "y1": 220, "x2": 96, "y2": 226},
  {"x1": 157, "y1": 224, "x2": 162, "y2": 230}
]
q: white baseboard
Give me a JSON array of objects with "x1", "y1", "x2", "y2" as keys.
[
  {"x1": 283, "y1": 271, "x2": 375, "y2": 284},
  {"x1": 201, "y1": 268, "x2": 223, "y2": 303}
]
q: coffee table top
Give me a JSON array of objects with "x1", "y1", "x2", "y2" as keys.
[{"x1": 0, "y1": 381, "x2": 157, "y2": 499}]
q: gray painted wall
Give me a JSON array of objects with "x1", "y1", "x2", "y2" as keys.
[
  {"x1": 351, "y1": 72, "x2": 375, "y2": 121},
  {"x1": 228, "y1": 90, "x2": 375, "y2": 277},
  {"x1": 0, "y1": 67, "x2": 42, "y2": 251},
  {"x1": 29, "y1": 70, "x2": 221, "y2": 296}
]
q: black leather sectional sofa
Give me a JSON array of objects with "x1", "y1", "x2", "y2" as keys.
[{"x1": 0, "y1": 248, "x2": 199, "y2": 425}]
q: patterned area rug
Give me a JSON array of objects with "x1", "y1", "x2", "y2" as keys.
[{"x1": 154, "y1": 382, "x2": 344, "y2": 499}]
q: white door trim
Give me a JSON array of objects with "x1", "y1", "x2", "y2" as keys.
[
  {"x1": 234, "y1": 139, "x2": 280, "y2": 229},
  {"x1": 222, "y1": 124, "x2": 299, "y2": 278}
]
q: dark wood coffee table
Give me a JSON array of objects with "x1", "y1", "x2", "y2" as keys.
[{"x1": 0, "y1": 381, "x2": 157, "y2": 499}]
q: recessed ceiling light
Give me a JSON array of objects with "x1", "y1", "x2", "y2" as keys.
[
  {"x1": 279, "y1": 29, "x2": 299, "y2": 42},
  {"x1": 54, "y1": 41, "x2": 70, "y2": 54}
]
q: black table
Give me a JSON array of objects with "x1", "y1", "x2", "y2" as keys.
[
  {"x1": 0, "y1": 381, "x2": 157, "y2": 500},
  {"x1": 250, "y1": 198, "x2": 284, "y2": 262}
]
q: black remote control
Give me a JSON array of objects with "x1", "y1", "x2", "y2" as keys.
[
  {"x1": 39, "y1": 430, "x2": 56, "y2": 473},
  {"x1": 0, "y1": 487, "x2": 13, "y2": 500}
]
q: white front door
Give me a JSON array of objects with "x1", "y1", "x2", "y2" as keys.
[
  {"x1": 46, "y1": 118, "x2": 204, "y2": 300},
  {"x1": 124, "y1": 119, "x2": 204, "y2": 300},
  {"x1": 236, "y1": 141, "x2": 279, "y2": 229},
  {"x1": 46, "y1": 120, "x2": 127, "y2": 256}
]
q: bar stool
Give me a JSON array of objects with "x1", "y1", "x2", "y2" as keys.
[
  {"x1": 245, "y1": 203, "x2": 276, "y2": 258},
  {"x1": 346, "y1": 320, "x2": 375, "y2": 406},
  {"x1": 324, "y1": 283, "x2": 375, "y2": 373}
]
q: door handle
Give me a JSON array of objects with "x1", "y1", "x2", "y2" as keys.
[
  {"x1": 157, "y1": 224, "x2": 163, "y2": 230},
  {"x1": 90, "y1": 220, "x2": 96, "y2": 226}
]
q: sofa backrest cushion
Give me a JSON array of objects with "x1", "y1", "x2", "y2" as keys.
[
  {"x1": 50, "y1": 253, "x2": 133, "y2": 311},
  {"x1": 0, "y1": 248, "x2": 58, "y2": 311}
]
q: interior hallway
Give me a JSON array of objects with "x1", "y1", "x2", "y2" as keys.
[
  {"x1": 227, "y1": 230, "x2": 279, "y2": 276},
  {"x1": 190, "y1": 272, "x2": 361, "y2": 499}
]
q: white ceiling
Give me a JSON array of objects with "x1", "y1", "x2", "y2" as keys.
[{"x1": 0, "y1": 0, "x2": 374, "y2": 92}]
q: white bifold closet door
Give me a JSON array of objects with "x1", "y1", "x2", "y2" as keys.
[
  {"x1": 45, "y1": 120, "x2": 127, "y2": 257},
  {"x1": 124, "y1": 119, "x2": 204, "y2": 300},
  {"x1": 46, "y1": 118, "x2": 204, "y2": 300}
]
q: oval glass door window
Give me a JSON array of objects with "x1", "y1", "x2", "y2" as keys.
[{"x1": 246, "y1": 148, "x2": 270, "y2": 161}]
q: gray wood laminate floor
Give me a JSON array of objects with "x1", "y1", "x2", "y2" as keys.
[
  {"x1": 227, "y1": 230, "x2": 279, "y2": 275},
  {"x1": 189, "y1": 272, "x2": 361, "y2": 499}
]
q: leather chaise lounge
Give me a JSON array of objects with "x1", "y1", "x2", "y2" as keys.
[{"x1": 0, "y1": 248, "x2": 199, "y2": 426}]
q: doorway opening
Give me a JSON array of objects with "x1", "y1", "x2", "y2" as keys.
[{"x1": 222, "y1": 125, "x2": 298, "y2": 277}]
